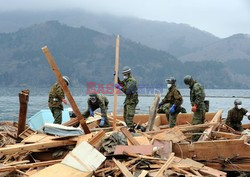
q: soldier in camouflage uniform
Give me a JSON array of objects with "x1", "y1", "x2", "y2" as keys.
[
  {"x1": 82, "y1": 93, "x2": 110, "y2": 127},
  {"x1": 226, "y1": 99, "x2": 250, "y2": 132},
  {"x1": 115, "y1": 66, "x2": 139, "y2": 132},
  {"x1": 184, "y1": 75, "x2": 206, "y2": 141},
  {"x1": 157, "y1": 77, "x2": 183, "y2": 128},
  {"x1": 48, "y1": 76, "x2": 69, "y2": 124}
]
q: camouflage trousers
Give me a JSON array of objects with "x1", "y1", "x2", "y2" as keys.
[
  {"x1": 50, "y1": 107, "x2": 62, "y2": 124},
  {"x1": 192, "y1": 109, "x2": 205, "y2": 141},
  {"x1": 82, "y1": 107, "x2": 110, "y2": 127},
  {"x1": 124, "y1": 103, "x2": 137, "y2": 128},
  {"x1": 158, "y1": 103, "x2": 179, "y2": 128}
]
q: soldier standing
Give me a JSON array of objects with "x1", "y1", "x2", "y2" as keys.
[
  {"x1": 48, "y1": 76, "x2": 69, "y2": 124},
  {"x1": 158, "y1": 77, "x2": 183, "y2": 128},
  {"x1": 226, "y1": 99, "x2": 250, "y2": 132},
  {"x1": 115, "y1": 66, "x2": 139, "y2": 132},
  {"x1": 184, "y1": 75, "x2": 206, "y2": 141},
  {"x1": 82, "y1": 93, "x2": 110, "y2": 127}
]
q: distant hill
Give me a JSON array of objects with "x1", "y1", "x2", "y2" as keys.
[
  {"x1": 0, "y1": 21, "x2": 249, "y2": 89},
  {"x1": 0, "y1": 10, "x2": 219, "y2": 57},
  {"x1": 179, "y1": 34, "x2": 250, "y2": 62}
]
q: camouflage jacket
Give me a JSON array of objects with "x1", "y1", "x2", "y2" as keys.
[
  {"x1": 118, "y1": 76, "x2": 139, "y2": 105},
  {"x1": 88, "y1": 94, "x2": 109, "y2": 117},
  {"x1": 160, "y1": 85, "x2": 183, "y2": 108},
  {"x1": 48, "y1": 83, "x2": 65, "y2": 109},
  {"x1": 226, "y1": 107, "x2": 248, "y2": 125},
  {"x1": 190, "y1": 81, "x2": 205, "y2": 110}
]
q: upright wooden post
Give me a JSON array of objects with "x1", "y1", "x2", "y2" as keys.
[
  {"x1": 17, "y1": 89, "x2": 30, "y2": 139},
  {"x1": 146, "y1": 94, "x2": 161, "y2": 131},
  {"x1": 113, "y1": 35, "x2": 120, "y2": 130},
  {"x1": 41, "y1": 46, "x2": 90, "y2": 134}
]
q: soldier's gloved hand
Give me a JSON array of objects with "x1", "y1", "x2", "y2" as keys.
[
  {"x1": 89, "y1": 108, "x2": 94, "y2": 117},
  {"x1": 115, "y1": 83, "x2": 123, "y2": 90},
  {"x1": 99, "y1": 117, "x2": 105, "y2": 127},
  {"x1": 192, "y1": 104, "x2": 197, "y2": 112},
  {"x1": 169, "y1": 104, "x2": 176, "y2": 115},
  {"x1": 62, "y1": 98, "x2": 67, "y2": 104},
  {"x1": 158, "y1": 103, "x2": 163, "y2": 109}
]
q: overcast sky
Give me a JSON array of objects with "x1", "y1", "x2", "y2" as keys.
[{"x1": 0, "y1": 0, "x2": 249, "y2": 37}]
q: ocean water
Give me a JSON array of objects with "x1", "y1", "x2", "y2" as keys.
[{"x1": 1, "y1": 87, "x2": 250, "y2": 123}]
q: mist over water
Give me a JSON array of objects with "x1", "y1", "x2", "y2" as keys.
[{"x1": 1, "y1": 87, "x2": 250, "y2": 124}]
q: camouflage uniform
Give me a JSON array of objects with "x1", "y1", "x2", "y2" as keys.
[
  {"x1": 190, "y1": 81, "x2": 206, "y2": 141},
  {"x1": 48, "y1": 83, "x2": 65, "y2": 124},
  {"x1": 118, "y1": 76, "x2": 139, "y2": 128},
  {"x1": 226, "y1": 107, "x2": 248, "y2": 132},
  {"x1": 158, "y1": 85, "x2": 183, "y2": 128},
  {"x1": 82, "y1": 94, "x2": 110, "y2": 127}
]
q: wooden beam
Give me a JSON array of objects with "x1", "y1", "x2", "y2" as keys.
[
  {"x1": 0, "y1": 160, "x2": 62, "y2": 173},
  {"x1": 146, "y1": 94, "x2": 161, "y2": 131},
  {"x1": 211, "y1": 131, "x2": 241, "y2": 139},
  {"x1": 41, "y1": 46, "x2": 90, "y2": 134},
  {"x1": 0, "y1": 140, "x2": 75, "y2": 155},
  {"x1": 113, "y1": 35, "x2": 120, "y2": 130},
  {"x1": 198, "y1": 109, "x2": 223, "y2": 141},
  {"x1": 17, "y1": 89, "x2": 30, "y2": 138},
  {"x1": 112, "y1": 158, "x2": 133, "y2": 177},
  {"x1": 88, "y1": 130, "x2": 105, "y2": 148},
  {"x1": 154, "y1": 153, "x2": 175, "y2": 177},
  {"x1": 120, "y1": 127, "x2": 140, "y2": 145}
]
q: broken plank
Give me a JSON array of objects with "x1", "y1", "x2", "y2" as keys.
[
  {"x1": 112, "y1": 158, "x2": 133, "y2": 177},
  {"x1": 41, "y1": 46, "x2": 90, "y2": 134},
  {"x1": 120, "y1": 127, "x2": 140, "y2": 145},
  {"x1": 138, "y1": 170, "x2": 149, "y2": 177},
  {"x1": 146, "y1": 94, "x2": 161, "y2": 131},
  {"x1": 114, "y1": 145, "x2": 153, "y2": 156},
  {"x1": 154, "y1": 153, "x2": 175, "y2": 177},
  {"x1": 30, "y1": 163, "x2": 92, "y2": 177},
  {"x1": 0, "y1": 140, "x2": 75, "y2": 155},
  {"x1": 198, "y1": 109, "x2": 223, "y2": 141}
]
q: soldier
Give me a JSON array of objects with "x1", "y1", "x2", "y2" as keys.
[
  {"x1": 184, "y1": 75, "x2": 206, "y2": 141},
  {"x1": 115, "y1": 66, "x2": 139, "y2": 132},
  {"x1": 158, "y1": 77, "x2": 183, "y2": 128},
  {"x1": 48, "y1": 76, "x2": 69, "y2": 124},
  {"x1": 82, "y1": 93, "x2": 110, "y2": 127},
  {"x1": 226, "y1": 99, "x2": 250, "y2": 132}
]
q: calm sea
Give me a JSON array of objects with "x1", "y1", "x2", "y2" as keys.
[{"x1": 1, "y1": 87, "x2": 250, "y2": 123}]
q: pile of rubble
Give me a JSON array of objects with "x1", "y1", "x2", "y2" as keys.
[{"x1": 2, "y1": 109, "x2": 248, "y2": 176}]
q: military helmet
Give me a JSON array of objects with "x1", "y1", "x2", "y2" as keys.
[
  {"x1": 89, "y1": 93, "x2": 97, "y2": 97},
  {"x1": 183, "y1": 75, "x2": 193, "y2": 85},
  {"x1": 234, "y1": 99, "x2": 242, "y2": 105},
  {"x1": 122, "y1": 66, "x2": 131, "y2": 75},
  {"x1": 165, "y1": 77, "x2": 176, "y2": 84},
  {"x1": 62, "y1": 76, "x2": 70, "y2": 85}
]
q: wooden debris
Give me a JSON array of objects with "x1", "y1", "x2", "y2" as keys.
[
  {"x1": 120, "y1": 127, "x2": 140, "y2": 145},
  {"x1": 146, "y1": 94, "x2": 161, "y2": 131},
  {"x1": 41, "y1": 46, "x2": 90, "y2": 134},
  {"x1": 114, "y1": 145, "x2": 154, "y2": 155},
  {"x1": 112, "y1": 158, "x2": 133, "y2": 177},
  {"x1": 17, "y1": 89, "x2": 30, "y2": 139}
]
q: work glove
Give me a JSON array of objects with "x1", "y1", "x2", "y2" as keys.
[
  {"x1": 192, "y1": 104, "x2": 197, "y2": 112},
  {"x1": 99, "y1": 117, "x2": 105, "y2": 127},
  {"x1": 89, "y1": 108, "x2": 94, "y2": 117},
  {"x1": 158, "y1": 103, "x2": 163, "y2": 109},
  {"x1": 169, "y1": 104, "x2": 176, "y2": 115},
  {"x1": 115, "y1": 83, "x2": 123, "y2": 90},
  {"x1": 62, "y1": 98, "x2": 67, "y2": 104}
]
